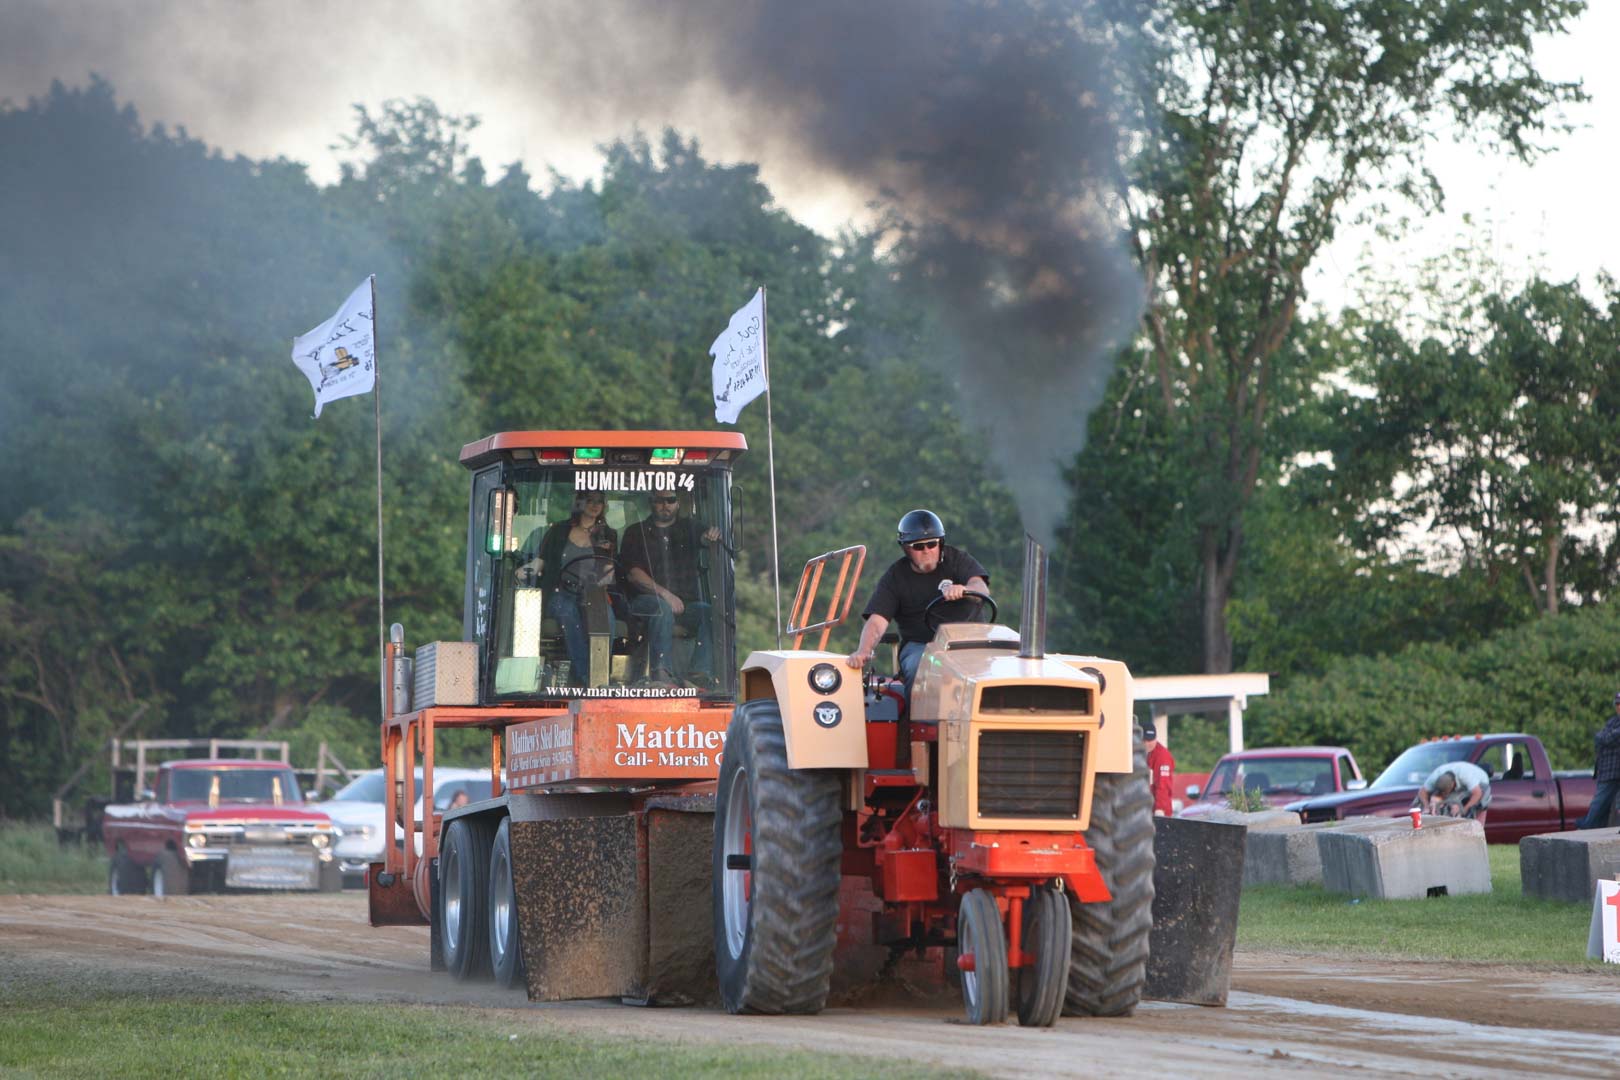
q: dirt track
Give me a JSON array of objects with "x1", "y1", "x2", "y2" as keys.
[{"x1": 3, "y1": 893, "x2": 1618, "y2": 1077}]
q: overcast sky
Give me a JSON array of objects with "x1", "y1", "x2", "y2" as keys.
[{"x1": 4, "y1": 0, "x2": 1616, "y2": 315}]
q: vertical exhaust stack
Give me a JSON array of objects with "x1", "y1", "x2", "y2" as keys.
[{"x1": 1018, "y1": 534, "x2": 1047, "y2": 660}]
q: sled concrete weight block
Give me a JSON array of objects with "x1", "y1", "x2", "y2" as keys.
[
  {"x1": 1146, "y1": 817, "x2": 1245, "y2": 1006},
  {"x1": 1246, "y1": 816, "x2": 1399, "y2": 887},
  {"x1": 1196, "y1": 809, "x2": 1302, "y2": 831},
  {"x1": 1318, "y1": 817, "x2": 1489, "y2": 900},
  {"x1": 1520, "y1": 828, "x2": 1620, "y2": 904}
]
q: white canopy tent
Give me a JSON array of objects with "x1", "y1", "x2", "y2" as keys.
[{"x1": 1133, "y1": 673, "x2": 1271, "y2": 754}]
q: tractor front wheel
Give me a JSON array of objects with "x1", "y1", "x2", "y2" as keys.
[
  {"x1": 957, "y1": 888, "x2": 1009, "y2": 1025},
  {"x1": 1064, "y1": 723, "x2": 1155, "y2": 1016},
  {"x1": 1015, "y1": 884, "x2": 1072, "y2": 1027},
  {"x1": 713, "y1": 698, "x2": 842, "y2": 1014}
]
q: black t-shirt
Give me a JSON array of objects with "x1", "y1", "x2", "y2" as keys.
[
  {"x1": 861, "y1": 544, "x2": 990, "y2": 644},
  {"x1": 621, "y1": 517, "x2": 705, "y2": 602}
]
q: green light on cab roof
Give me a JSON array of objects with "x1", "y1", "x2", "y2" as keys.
[
  {"x1": 650, "y1": 448, "x2": 679, "y2": 461},
  {"x1": 574, "y1": 448, "x2": 603, "y2": 460}
]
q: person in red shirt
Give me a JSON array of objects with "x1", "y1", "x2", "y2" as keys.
[{"x1": 1144, "y1": 722, "x2": 1174, "y2": 817}]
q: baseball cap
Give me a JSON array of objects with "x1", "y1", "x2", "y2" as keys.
[{"x1": 1142, "y1": 722, "x2": 1157, "y2": 741}]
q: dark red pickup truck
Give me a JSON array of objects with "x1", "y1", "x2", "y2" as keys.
[
  {"x1": 1288, "y1": 733, "x2": 1610, "y2": 843},
  {"x1": 102, "y1": 759, "x2": 340, "y2": 894}
]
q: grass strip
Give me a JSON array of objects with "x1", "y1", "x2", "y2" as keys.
[
  {"x1": 0, "y1": 995, "x2": 981, "y2": 1080},
  {"x1": 1237, "y1": 843, "x2": 1617, "y2": 968},
  {"x1": 0, "y1": 823, "x2": 106, "y2": 894}
]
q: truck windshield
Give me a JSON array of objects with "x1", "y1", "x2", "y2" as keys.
[
  {"x1": 170, "y1": 768, "x2": 303, "y2": 804},
  {"x1": 474, "y1": 465, "x2": 737, "y2": 701},
  {"x1": 1369, "y1": 742, "x2": 1476, "y2": 789},
  {"x1": 1205, "y1": 756, "x2": 1339, "y2": 798}
]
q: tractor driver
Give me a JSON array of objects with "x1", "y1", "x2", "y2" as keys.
[{"x1": 845, "y1": 509, "x2": 990, "y2": 699}]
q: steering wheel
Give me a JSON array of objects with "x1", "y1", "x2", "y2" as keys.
[
  {"x1": 923, "y1": 590, "x2": 997, "y2": 637},
  {"x1": 558, "y1": 553, "x2": 622, "y2": 595}
]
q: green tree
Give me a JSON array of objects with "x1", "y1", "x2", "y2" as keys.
[
  {"x1": 1111, "y1": 0, "x2": 1586, "y2": 671},
  {"x1": 1333, "y1": 277, "x2": 1620, "y2": 615}
]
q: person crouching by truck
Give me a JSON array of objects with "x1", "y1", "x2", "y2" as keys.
[
  {"x1": 1419, "y1": 761, "x2": 1491, "y2": 827},
  {"x1": 1144, "y1": 722, "x2": 1174, "y2": 817}
]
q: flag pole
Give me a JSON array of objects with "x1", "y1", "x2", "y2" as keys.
[
  {"x1": 370, "y1": 275, "x2": 387, "y2": 723},
  {"x1": 761, "y1": 287, "x2": 783, "y2": 647}
]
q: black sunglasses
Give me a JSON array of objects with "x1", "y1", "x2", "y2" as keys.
[{"x1": 906, "y1": 539, "x2": 940, "y2": 551}]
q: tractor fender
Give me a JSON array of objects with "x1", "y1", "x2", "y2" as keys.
[{"x1": 739, "y1": 650, "x2": 869, "y2": 770}]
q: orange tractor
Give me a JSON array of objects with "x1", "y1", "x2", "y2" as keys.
[{"x1": 373, "y1": 430, "x2": 1154, "y2": 1025}]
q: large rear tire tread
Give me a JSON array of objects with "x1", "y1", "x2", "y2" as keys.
[
  {"x1": 1064, "y1": 723, "x2": 1155, "y2": 1017},
  {"x1": 714, "y1": 698, "x2": 843, "y2": 1015}
]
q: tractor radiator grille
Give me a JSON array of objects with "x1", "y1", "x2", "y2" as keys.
[{"x1": 976, "y1": 730, "x2": 1083, "y2": 819}]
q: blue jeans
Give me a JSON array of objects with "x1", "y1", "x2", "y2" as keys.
[
  {"x1": 1577, "y1": 777, "x2": 1620, "y2": 829},
  {"x1": 898, "y1": 640, "x2": 926, "y2": 700},
  {"x1": 629, "y1": 594, "x2": 711, "y2": 678},
  {"x1": 550, "y1": 589, "x2": 589, "y2": 681}
]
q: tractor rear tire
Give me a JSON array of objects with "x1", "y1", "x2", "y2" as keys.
[
  {"x1": 713, "y1": 698, "x2": 843, "y2": 1015},
  {"x1": 1015, "y1": 884, "x2": 1072, "y2": 1027},
  {"x1": 957, "y1": 888, "x2": 1009, "y2": 1025},
  {"x1": 152, "y1": 849, "x2": 191, "y2": 897},
  {"x1": 1064, "y1": 722, "x2": 1155, "y2": 1017},
  {"x1": 108, "y1": 850, "x2": 147, "y2": 896},
  {"x1": 487, "y1": 817, "x2": 526, "y2": 990},
  {"x1": 441, "y1": 816, "x2": 495, "y2": 981}
]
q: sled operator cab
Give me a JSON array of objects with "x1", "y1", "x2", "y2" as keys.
[{"x1": 460, "y1": 430, "x2": 747, "y2": 703}]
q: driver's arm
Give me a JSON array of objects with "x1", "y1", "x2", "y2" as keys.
[
  {"x1": 846, "y1": 614, "x2": 890, "y2": 669},
  {"x1": 940, "y1": 575, "x2": 990, "y2": 602}
]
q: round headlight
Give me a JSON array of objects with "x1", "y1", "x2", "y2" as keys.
[
  {"x1": 808, "y1": 663, "x2": 841, "y2": 695},
  {"x1": 186, "y1": 832, "x2": 207, "y2": 849},
  {"x1": 311, "y1": 832, "x2": 331, "y2": 849}
]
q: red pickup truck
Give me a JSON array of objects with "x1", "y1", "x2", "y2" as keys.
[
  {"x1": 1288, "y1": 733, "x2": 1609, "y2": 843},
  {"x1": 102, "y1": 759, "x2": 340, "y2": 895},
  {"x1": 1178, "y1": 746, "x2": 1365, "y2": 820}
]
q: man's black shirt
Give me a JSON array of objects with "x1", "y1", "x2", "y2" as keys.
[
  {"x1": 622, "y1": 517, "x2": 706, "y2": 602},
  {"x1": 861, "y1": 544, "x2": 990, "y2": 644}
]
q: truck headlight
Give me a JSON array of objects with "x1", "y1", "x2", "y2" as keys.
[
  {"x1": 311, "y1": 833, "x2": 331, "y2": 849},
  {"x1": 808, "y1": 663, "x2": 841, "y2": 694},
  {"x1": 187, "y1": 832, "x2": 208, "y2": 849}
]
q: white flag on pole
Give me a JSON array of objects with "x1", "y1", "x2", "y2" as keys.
[
  {"x1": 710, "y1": 287, "x2": 767, "y2": 424},
  {"x1": 292, "y1": 276, "x2": 376, "y2": 418}
]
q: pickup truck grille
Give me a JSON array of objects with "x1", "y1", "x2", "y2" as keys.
[{"x1": 977, "y1": 730, "x2": 1083, "y2": 819}]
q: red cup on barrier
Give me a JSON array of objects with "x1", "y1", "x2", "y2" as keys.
[{"x1": 1409, "y1": 807, "x2": 1422, "y2": 829}]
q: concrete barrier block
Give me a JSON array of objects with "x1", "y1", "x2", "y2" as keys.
[
  {"x1": 1244, "y1": 816, "x2": 1397, "y2": 887},
  {"x1": 1318, "y1": 817, "x2": 1489, "y2": 899},
  {"x1": 1519, "y1": 828, "x2": 1620, "y2": 904},
  {"x1": 1147, "y1": 817, "x2": 1245, "y2": 1006},
  {"x1": 1195, "y1": 808, "x2": 1302, "y2": 830}
]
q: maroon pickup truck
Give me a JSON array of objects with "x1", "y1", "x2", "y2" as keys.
[
  {"x1": 102, "y1": 759, "x2": 339, "y2": 895},
  {"x1": 1288, "y1": 733, "x2": 1609, "y2": 843},
  {"x1": 1178, "y1": 746, "x2": 1364, "y2": 820}
]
